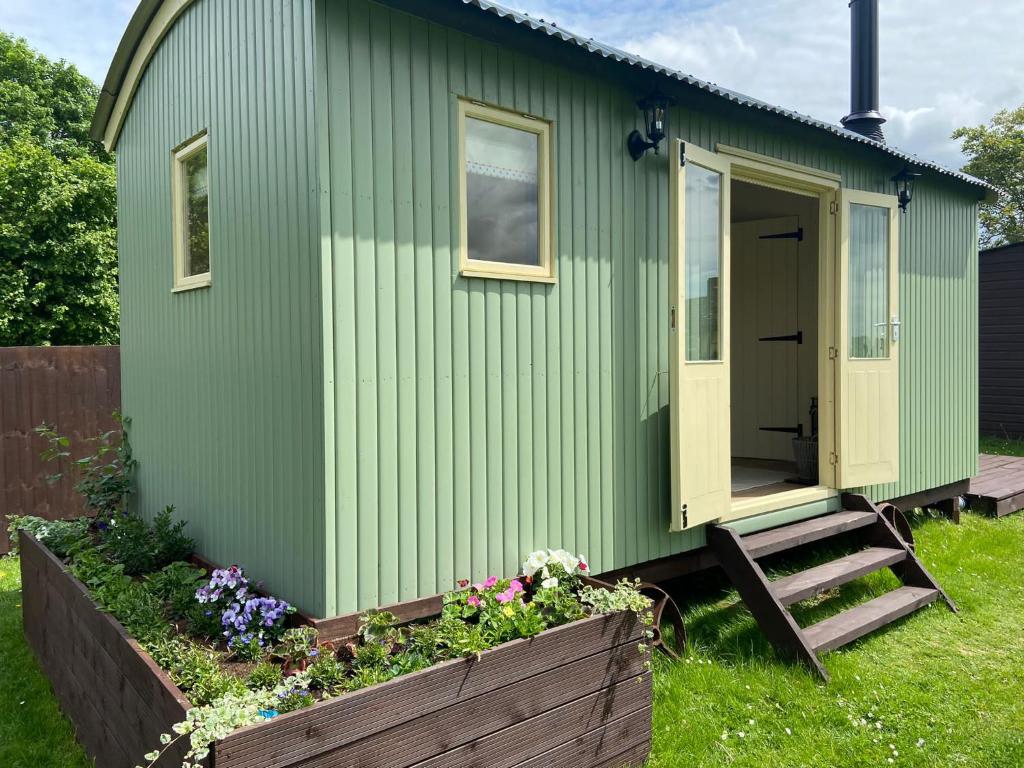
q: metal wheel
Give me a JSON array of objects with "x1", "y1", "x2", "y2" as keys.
[
  {"x1": 878, "y1": 502, "x2": 915, "y2": 551},
  {"x1": 637, "y1": 582, "x2": 687, "y2": 660}
]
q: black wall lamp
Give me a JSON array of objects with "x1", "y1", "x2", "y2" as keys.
[
  {"x1": 628, "y1": 91, "x2": 674, "y2": 161},
  {"x1": 891, "y1": 165, "x2": 922, "y2": 212}
]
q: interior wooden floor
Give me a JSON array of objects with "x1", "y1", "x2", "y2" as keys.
[{"x1": 731, "y1": 458, "x2": 808, "y2": 499}]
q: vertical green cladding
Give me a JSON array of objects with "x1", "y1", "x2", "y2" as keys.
[
  {"x1": 117, "y1": 0, "x2": 327, "y2": 614},
  {"x1": 323, "y1": 0, "x2": 980, "y2": 613},
  {"x1": 861, "y1": 180, "x2": 979, "y2": 502},
  {"x1": 114, "y1": 0, "x2": 979, "y2": 617}
]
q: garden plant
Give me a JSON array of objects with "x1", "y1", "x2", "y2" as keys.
[{"x1": 11, "y1": 422, "x2": 653, "y2": 768}]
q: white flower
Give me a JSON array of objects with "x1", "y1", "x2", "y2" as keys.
[
  {"x1": 523, "y1": 550, "x2": 547, "y2": 578},
  {"x1": 917, "y1": 738, "x2": 925, "y2": 748},
  {"x1": 737, "y1": 731, "x2": 746, "y2": 738},
  {"x1": 785, "y1": 727, "x2": 792, "y2": 735},
  {"x1": 549, "y1": 548, "x2": 580, "y2": 573},
  {"x1": 541, "y1": 577, "x2": 559, "y2": 589}
]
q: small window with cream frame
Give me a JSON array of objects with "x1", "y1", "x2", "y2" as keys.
[
  {"x1": 171, "y1": 131, "x2": 212, "y2": 291},
  {"x1": 458, "y1": 99, "x2": 554, "y2": 282}
]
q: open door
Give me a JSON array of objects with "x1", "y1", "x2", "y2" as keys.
[
  {"x1": 669, "y1": 141, "x2": 732, "y2": 531},
  {"x1": 836, "y1": 188, "x2": 900, "y2": 488}
]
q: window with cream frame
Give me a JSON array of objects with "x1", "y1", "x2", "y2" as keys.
[
  {"x1": 458, "y1": 99, "x2": 554, "y2": 282},
  {"x1": 171, "y1": 131, "x2": 212, "y2": 291}
]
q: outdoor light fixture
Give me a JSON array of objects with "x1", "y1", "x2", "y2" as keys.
[
  {"x1": 891, "y1": 165, "x2": 922, "y2": 212},
  {"x1": 627, "y1": 91, "x2": 674, "y2": 161}
]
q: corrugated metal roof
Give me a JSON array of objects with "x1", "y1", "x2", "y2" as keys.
[{"x1": 462, "y1": 0, "x2": 995, "y2": 194}]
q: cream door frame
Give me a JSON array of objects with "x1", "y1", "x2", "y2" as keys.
[{"x1": 714, "y1": 144, "x2": 841, "y2": 522}]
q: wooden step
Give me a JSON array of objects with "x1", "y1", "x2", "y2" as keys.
[
  {"x1": 741, "y1": 511, "x2": 878, "y2": 559},
  {"x1": 803, "y1": 586, "x2": 939, "y2": 653},
  {"x1": 771, "y1": 547, "x2": 907, "y2": 606}
]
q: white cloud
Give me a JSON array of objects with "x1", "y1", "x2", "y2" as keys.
[
  {"x1": 4, "y1": 0, "x2": 1022, "y2": 169},
  {"x1": 514, "y1": 0, "x2": 1024, "y2": 170}
]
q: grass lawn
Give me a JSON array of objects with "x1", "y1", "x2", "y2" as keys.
[
  {"x1": 0, "y1": 556, "x2": 90, "y2": 768},
  {"x1": 980, "y1": 435, "x2": 1024, "y2": 456},
  {"x1": 1, "y1": 515, "x2": 1022, "y2": 767},
  {"x1": 651, "y1": 512, "x2": 1024, "y2": 767}
]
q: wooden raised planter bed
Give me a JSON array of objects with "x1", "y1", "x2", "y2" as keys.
[{"x1": 20, "y1": 532, "x2": 653, "y2": 768}]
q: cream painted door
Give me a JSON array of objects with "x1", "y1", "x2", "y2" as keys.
[
  {"x1": 731, "y1": 216, "x2": 801, "y2": 461},
  {"x1": 669, "y1": 141, "x2": 732, "y2": 532},
  {"x1": 836, "y1": 189, "x2": 900, "y2": 487}
]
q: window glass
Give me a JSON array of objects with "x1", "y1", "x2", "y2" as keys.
[
  {"x1": 684, "y1": 162, "x2": 723, "y2": 361},
  {"x1": 848, "y1": 203, "x2": 890, "y2": 359},
  {"x1": 465, "y1": 117, "x2": 539, "y2": 266},
  {"x1": 183, "y1": 145, "x2": 210, "y2": 277}
]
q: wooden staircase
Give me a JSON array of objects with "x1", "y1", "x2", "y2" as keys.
[{"x1": 707, "y1": 494, "x2": 955, "y2": 681}]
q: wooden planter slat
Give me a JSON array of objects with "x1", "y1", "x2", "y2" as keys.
[
  {"x1": 291, "y1": 646, "x2": 648, "y2": 768},
  {"x1": 21, "y1": 532, "x2": 652, "y2": 768},
  {"x1": 20, "y1": 533, "x2": 193, "y2": 767},
  {"x1": 512, "y1": 706, "x2": 654, "y2": 768},
  {"x1": 25, "y1": 532, "x2": 191, "y2": 727},
  {"x1": 592, "y1": 739, "x2": 655, "y2": 768},
  {"x1": 407, "y1": 677, "x2": 652, "y2": 768},
  {"x1": 216, "y1": 611, "x2": 643, "y2": 768}
]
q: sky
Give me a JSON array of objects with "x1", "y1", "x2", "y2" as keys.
[{"x1": 2, "y1": 0, "x2": 1022, "y2": 170}]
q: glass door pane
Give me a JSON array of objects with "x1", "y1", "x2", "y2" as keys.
[
  {"x1": 848, "y1": 203, "x2": 890, "y2": 359},
  {"x1": 684, "y1": 163, "x2": 723, "y2": 361}
]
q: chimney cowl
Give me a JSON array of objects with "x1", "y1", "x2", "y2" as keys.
[{"x1": 842, "y1": 0, "x2": 886, "y2": 142}]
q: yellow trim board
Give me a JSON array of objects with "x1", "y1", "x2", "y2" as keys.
[
  {"x1": 171, "y1": 131, "x2": 212, "y2": 292},
  {"x1": 457, "y1": 98, "x2": 556, "y2": 283},
  {"x1": 723, "y1": 486, "x2": 838, "y2": 523},
  {"x1": 104, "y1": 0, "x2": 195, "y2": 150},
  {"x1": 717, "y1": 144, "x2": 842, "y2": 188}
]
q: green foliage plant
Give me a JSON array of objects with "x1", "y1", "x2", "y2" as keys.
[
  {"x1": 34, "y1": 415, "x2": 137, "y2": 517},
  {"x1": 101, "y1": 506, "x2": 194, "y2": 577},
  {"x1": 0, "y1": 32, "x2": 118, "y2": 345},
  {"x1": 306, "y1": 654, "x2": 347, "y2": 695},
  {"x1": 953, "y1": 105, "x2": 1024, "y2": 247},
  {"x1": 246, "y1": 662, "x2": 284, "y2": 691},
  {"x1": 5, "y1": 515, "x2": 90, "y2": 558},
  {"x1": 274, "y1": 626, "x2": 321, "y2": 671},
  {"x1": 144, "y1": 562, "x2": 207, "y2": 619}
]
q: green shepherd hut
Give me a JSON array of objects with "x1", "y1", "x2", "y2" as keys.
[{"x1": 92, "y1": 0, "x2": 993, "y2": 670}]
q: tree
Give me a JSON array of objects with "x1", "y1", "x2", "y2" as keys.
[
  {"x1": 0, "y1": 31, "x2": 118, "y2": 346},
  {"x1": 953, "y1": 106, "x2": 1024, "y2": 249}
]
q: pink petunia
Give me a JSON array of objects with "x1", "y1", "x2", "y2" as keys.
[
  {"x1": 467, "y1": 595, "x2": 482, "y2": 607},
  {"x1": 483, "y1": 576, "x2": 499, "y2": 589},
  {"x1": 495, "y1": 590, "x2": 513, "y2": 604},
  {"x1": 509, "y1": 579, "x2": 524, "y2": 594},
  {"x1": 457, "y1": 579, "x2": 470, "y2": 588}
]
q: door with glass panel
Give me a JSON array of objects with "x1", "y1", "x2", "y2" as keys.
[
  {"x1": 836, "y1": 189, "x2": 900, "y2": 488},
  {"x1": 669, "y1": 142, "x2": 732, "y2": 532}
]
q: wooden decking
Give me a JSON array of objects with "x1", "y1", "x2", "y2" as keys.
[{"x1": 967, "y1": 454, "x2": 1024, "y2": 517}]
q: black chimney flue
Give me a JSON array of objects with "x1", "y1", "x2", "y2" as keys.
[{"x1": 842, "y1": 0, "x2": 886, "y2": 142}]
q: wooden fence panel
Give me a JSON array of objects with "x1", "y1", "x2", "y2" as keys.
[
  {"x1": 0, "y1": 346, "x2": 121, "y2": 552},
  {"x1": 979, "y1": 244, "x2": 1024, "y2": 439}
]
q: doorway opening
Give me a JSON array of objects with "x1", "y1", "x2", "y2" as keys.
[{"x1": 730, "y1": 180, "x2": 821, "y2": 501}]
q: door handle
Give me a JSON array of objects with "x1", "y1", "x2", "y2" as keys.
[{"x1": 891, "y1": 316, "x2": 901, "y2": 343}]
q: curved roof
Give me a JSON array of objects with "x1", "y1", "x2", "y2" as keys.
[{"x1": 92, "y1": 0, "x2": 994, "y2": 197}]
